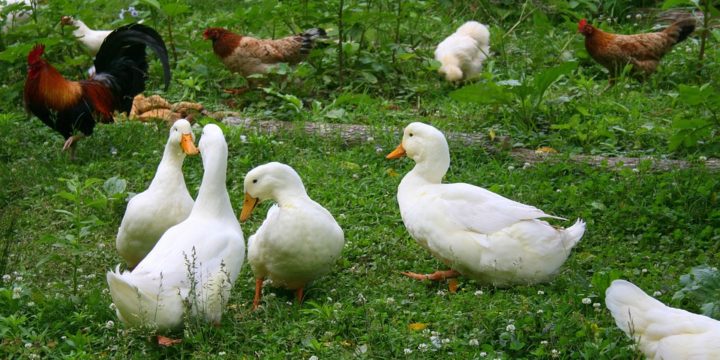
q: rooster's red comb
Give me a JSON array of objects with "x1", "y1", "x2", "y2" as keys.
[
  {"x1": 28, "y1": 44, "x2": 45, "y2": 64},
  {"x1": 578, "y1": 19, "x2": 588, "y2": 31}
]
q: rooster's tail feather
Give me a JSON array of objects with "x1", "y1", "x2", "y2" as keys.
[
  {"x1": 664, "y1": 18, "x2": 696, "y2": 44},
  {"x1": 299, "y1": 28, "x2": 327, "y2": 55},
  {"x1": 93, "y1": 23, "x2": 171, "y2": 108}
]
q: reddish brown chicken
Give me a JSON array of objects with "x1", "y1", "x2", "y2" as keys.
[
  {"x1": 203, "y1": 27, "x2": 326, "y2": 81},
  {"x1": 578, "y1": 18, "x2": 695, "y2": 80},
  {"x1": 24, "y1": 23, "x2": 171, "y2": 158}
]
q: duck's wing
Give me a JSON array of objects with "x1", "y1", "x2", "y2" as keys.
[{"x1": 429, "y1": 182, "x2": 563, "y2": 234}]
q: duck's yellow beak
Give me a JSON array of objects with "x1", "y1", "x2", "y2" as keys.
[
  {"x1": 386, "y1": 143, "x2": 406, "y2": 159},
  {"x1": 240, "y1": 192, "x2": 259, "y2": 222},
  {"x1": 181, "y1": 133, "x2": 199, "y2": 155}
]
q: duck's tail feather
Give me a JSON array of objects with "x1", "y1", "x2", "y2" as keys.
[
  {"x1": 106, "y1": 265, "x2": 183, "y2": 331},
  {"x1": 562, "y1": 218, "x2": 585, "y2": 249}
]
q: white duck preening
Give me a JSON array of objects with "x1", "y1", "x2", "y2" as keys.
[
  {"x1": 60, "y1": 16, "x2": 111, "y2": 56},
  {"x1": 386, "y1": 122, "x2": 585, "y2": 287},
  {"x1": 115, "y1": 119, "x2": 198, "y2": 269},
  {"x1": 435, "y1": 21, "x2": 490, "y2": 82},
  {"x1": 605, "y1": 279, "x2": 720, "y2": 360},
  {"x1": 107, "y1": 124, "x2": 245, "y2": 334},
  {"x1": 240, "y1": 162, "x2": 344, "y2": 310}
]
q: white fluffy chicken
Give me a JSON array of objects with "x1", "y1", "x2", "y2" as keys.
[
  {"x1": 60, "y1": 16, "x2": 111, "y2": 55},
  {"x1": 605, "y1": 279, "x2": 720, "y2": 359},
  {"x1": 434, "y1": 21, "x2": 490, "y2": 82}
]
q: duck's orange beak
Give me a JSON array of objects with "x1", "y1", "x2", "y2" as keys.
[
  {"x1": 181, "y1": 133, "x2": 199, "y2": 155},
  {"x1": 240, "y1": 192, "x2": 259, "y2": 222},
  {"x1": 386, "y1": 143, "x2": 406, "y2": 159}
]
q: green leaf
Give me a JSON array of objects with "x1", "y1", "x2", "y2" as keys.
[
  {"x1": 662, "y1": 0, "x2": 694, "y2": 9},
  {"x1": 138, "y1": 0, "x2": 161, "y2": 11},
  {"x1": 161, "y1": 3, "x2": 190, "y2": 17},
  {"x1": 103, "y1": 177, "x2": 127, "y2": 197},
  {"x1": 449, "y1": 82, "x2": 513, "y2": 105},
  {"x1": 677, "y1": 84, "x2": 709, "y2": 105},
  {"x1": 532, "y1": 61, "x2": 578, "y2": 101}
]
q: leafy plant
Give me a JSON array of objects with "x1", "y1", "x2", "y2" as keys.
[
  {"x1": 668, "y1": 83, "x2": 720, "y2": 152},
  {"x1": 673, "y1": 265, "x2": 720, "y2": 319},
  {"x1": 449, "y1": 62, "x2": 578, "y2": 130}
]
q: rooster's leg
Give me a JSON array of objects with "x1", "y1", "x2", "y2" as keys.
[{"x1": 62, "y1": 134, "x2": 85, "y2": 160}]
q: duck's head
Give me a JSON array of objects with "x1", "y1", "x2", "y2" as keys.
[
  {"x1": 169, "y1": 119, "x2": 199, "y2": 155},
  {"x1": 240, "y1": 162, "x2": 305, "y2": 222},
  {"x1": 198, "y1": 124, "x2": 227, "y2": 163},
  {"x1": 386, "y1": 122, "x2": 448, "y2": 164}
]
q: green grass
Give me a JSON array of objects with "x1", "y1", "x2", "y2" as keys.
[{"x1": 1, "y1": 0, "x2": 720, "y2": 358}]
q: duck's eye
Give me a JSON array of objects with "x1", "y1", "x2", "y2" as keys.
[
  {"x1": 252, "y1": 179, "x2": 258, "y2": 184},
  {"x1": 409, "y1": 133, "x2": 414, "y2": 137}
]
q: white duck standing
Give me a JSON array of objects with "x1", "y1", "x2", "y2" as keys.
[
  {"x1": 606, "y1": 279, "x2": 720, "y2": 359},
  {"x1": 60, "y1": 16, "x2": 111, "y2": 56},
  {"x1": 107, "y1": 124, "x2": 245, "y2": 337},
  {"x1": 116, "y1": 119, "x2": 198, "y2": 269},
  {"x1": 386, "y1": 122, "x2": 585, "y2": 287},
  {"x1": 240, "y1": 162, "x2": 344, "y2": 309}
]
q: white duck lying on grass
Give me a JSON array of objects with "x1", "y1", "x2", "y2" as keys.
[
  {"x1": 605, "y1": 279, "x2": 720, "y2": 359},
  {"x1": 115, "y1": 119, "x2": 198, "y2": 269},
  {"x1": 240, "y1": 162, "x2": 344, "y2": 310},
  {"x1": 107, "y1": 124, "x2": 245, "y2": 341},
  {"x1": 386, "y1": 122, "x2": 585, "y2": 288}
]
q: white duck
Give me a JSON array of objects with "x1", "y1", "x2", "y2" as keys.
[
  {"x1": 435, "y1": 21, "x2": 490, "y2": 82},
  {"x1": 107, "y1": 124, "x2": 245, "y2": 333},
  {"x1": 386, "y1": 122, "x2": 585, "y2": 287},
  {"x1": 240, "y1": 162, "x2": 344, "y2": 309},
  {"x1": 60, "y1": 16, "x2": 111, "y2": 56},
  {"x1": 115, "y1": 119, "x2": 198, "y2": 269},
  {"x1": 606, "y1": 279, "x2": 720, "y2": 360}
]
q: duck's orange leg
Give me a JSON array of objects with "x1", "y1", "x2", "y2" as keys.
[
  {"x1": 252, "y1": 278, "x2": 263, "y2": 310},
  {"x1": 401, "y1": 270, "x2": 461, "y2": 293},
  {"x1": 295, "y1": 287, "x2": 304, "y2": 304}
]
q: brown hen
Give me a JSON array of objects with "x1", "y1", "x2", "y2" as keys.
[{"x1": 578, "y1": 18, "x2": 695, "y2": 80}]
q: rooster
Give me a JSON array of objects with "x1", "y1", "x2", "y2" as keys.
[
  {"x1": 24, "y1": 23, "x2": 171, "y2": 158},
  {"x1": 435, "y1": 21, "x2": 490, "y2": 82},
  {"x1": 203, "y1": 26, "x2": 325, "y2": 91},
  {"x1": 578, "y1": 18, "x2": 695, "y2": 80}
]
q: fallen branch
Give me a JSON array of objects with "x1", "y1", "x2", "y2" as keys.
[{"x1": 222, "y1": 117, "x2": 720, "y2": 172}]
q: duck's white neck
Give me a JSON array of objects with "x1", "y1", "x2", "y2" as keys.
[
  {"x1": 72, "y1": 20, "x2": 91, "y2": 37},
  {"x1": 148, "y1": 140, "x2": 186, "y2": 191},
  {"x1": 273, "y1": 185, "x2": 309, "y2": 207},
  {"x1": 402, "y1": 147, "x2": 450, "y2": 186},
  {"x1": 193, "y1": 148, "x2": 234, "y2": 219}
]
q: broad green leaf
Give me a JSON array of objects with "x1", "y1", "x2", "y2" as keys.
[
  {"x1": 533, "y1": 61, "x2": 578, "y2": 98},
  {"x1": 662, "y1": 0, "x2": 694, "y2": 9},
  {"x1": 103, "y1": 177, "x2": 127, "y2": 196},
  {"x1": 677, "y1": 84, "x2": 709, "y2": 105},
  {"x1": 449, "y1": 82, "x2": 513, "y2": 105},
  {"x1": 161, "y1": 3, "x2": 190, "y2": 17},
  {"x1": 139, "y1": 0, "x2": 161, "y2": 11}
]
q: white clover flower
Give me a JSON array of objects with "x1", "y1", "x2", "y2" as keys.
[
  {"x1": 308, "y1": 356, "x2": 318, "y2": 360},
  {"x1": 636, "y1": 14, "x2": 642, "y2": 19},
  {"x1": 105, "y1": 320, "x2": 115, "y2": 329},
  {"x1": 642, "y1": 268, "x2": 648, "y2": 273},
  {"x1": 442, "y1": 338, "x2": 450, "y2": 344},
  {"x1": 2, "y1": 274, "x2": 10, "y2": 282},
  {"x1": 430, "y1": 335, "x2": 442, "y2": 348},
  {"x1": 240, "y1": 135, "x2": 248, "y2": 143},
  {"x1": 582, "y1": 297, "x2": 592, "y2": 305},
  {"x1": 367, "y1": 136, "x2": 375, "y2": 142},
  {"x1": 12, "y1": 287, "x2": 22, "y2": 299},
  {"x1": 418, "y1": 343, "x2": 429, "y2": 352},
  {"x1": 469, "y1": 339, "x2": 479, "y2": 346},
  {"x1": 593, "y1": 302, "x2": 601, "y2": 308},
  {"x1": 109, "y1": 303, "x2": 117, "y2": 311},
  {"x1": 15, "y1": 276, "x2": 23, "y2": 282},
  {"x1": 653, "y1": 291, "x2": 662, "y2": 297},
  {"x1": 403, "y1": 348, "x2": 413, "y2": 354},
  {"x1": 480, "y1": 352, "x2": 488, "y2": 357},
  {"x1": 27, "y1": 301, "x2": 35, "y2": 307},
  {"x1": 626, "y1": 14, "x2": 631, "y2": 19},
  {"x1": 507, "y1": 165, "x2": 515, "y2": 171},
  {"x1": 436, "y1": 290, "x2": 446, "y2": 297},
  {"x1": 541, "y1": 340, "x2": 548, "y2": 345},
  {"x1": 356, "y1": 293, "x2": 366, "y2": 304},
  {"x1": 537, "y1": 309, "x2": 544, "y2": 314},
  {"x1": 386, "y1": 297, "x2": 395, "y2": 304},
  {"x1": 25, "y1": 342, "x2": 32, "y2": 348},
  {"x1": 219, "y1": 351, "x2": 226, "y2": 356},
  {"x1": 551, "y1": 349, "x2": 560, "y2": 357},
  {"x1": 537, "y1": 290, "x2": 545, "y2": 295},
  {"x1": 506, "y1": 324, "x2": 516, "y2": 332},
  {"x1": 699, "y1": 156, "x2": 708, "y2": 161},
  {"x1": 474, "y1": 290, "x2": 484, "y2": 296}
]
